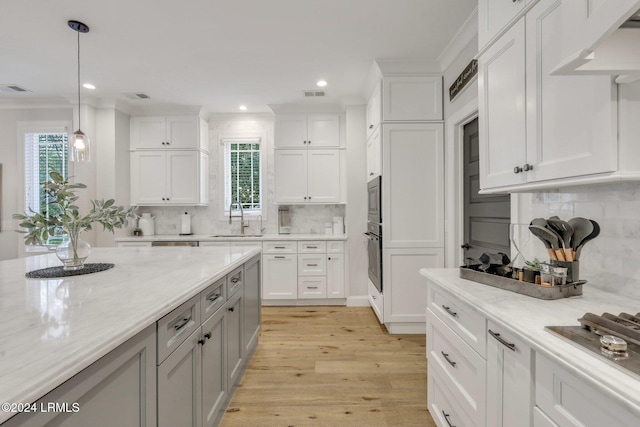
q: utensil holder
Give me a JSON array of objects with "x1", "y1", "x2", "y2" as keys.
[{"x1": 550, "y1": 260, "x2": 579, "y2": 283}]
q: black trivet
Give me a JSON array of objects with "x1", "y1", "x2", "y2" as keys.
[{"x1": 25, "y1": 263, "x2": 115, "y2": 278}]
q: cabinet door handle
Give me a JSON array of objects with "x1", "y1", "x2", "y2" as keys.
[
  {"x1": 369, "y1": 124, "x2": 374, "y2": 129},
  {"x1": 442, "y1": 305, "x2": 457, "y2": 318},
  {"x1": 308, "y1": 140, "x2": 311, "y2": 145},
  {"x1": 174, "y1": 317, "x2": 191, "y2": 331},
  {"x1": 523, "y1": 163, "x2": 533, "y2": 172},
  {"x1": 228, "y1": 307, "x2": 235, "y2": 312},
  {"x1": 441, "y1": 351, "x2": 457, "y2": 367},
  {"x1": 489, "y1": 330, "x2": 516, "y2": 351},
  {"x1": 513, "y1": 166, "x2": 523, "y2": 174},
  {"x1": 204, "y1": 332, "x2": 211, "y2": 340},
  {"x1": 442, "y1": 411, "x2": 456, "y2": 427},
  {"x1": 198, "y1": 339, "x2": 206, "y2": 345},
  {"x1": 328, "y1": 257, "x2": 332, "y2": 260}
]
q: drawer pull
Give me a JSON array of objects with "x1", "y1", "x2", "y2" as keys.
[
  {"x1": 274, "y1": 246, "x2": 286, "y2": 249},
  {"x1": 174, "y1": 317, "x2": 191, "y2": 331},
  {"x1": 207, "y1": 294, "x2": 221, "y2": 303},
  {"x1": 231, "y1": 277, "x2": 241, "y2": 284},
  {"x1": 275, "y1": 256, "x2": 285, "y2": 259},
  {"x1": 442, "y1": 411, "x2": 456, "y2": 427},
  {"x1": 307, "y1": 246, "x2": 318, "y2": 249},
  {"x1": 489, "y1": 330, "x2": 516, "y2": 351},
  {"x1": 441, "y1": 351, "x2": 457, "y2": 367},
  {"x1": 307, "y1": 263, "x2": 318, "y2": 267},
  {"x1": 307, "y1": 286, "x2": 318, "y2": 289},
  {"x1": 442, "y1": 305, "x2": 458, "y2": 318}
]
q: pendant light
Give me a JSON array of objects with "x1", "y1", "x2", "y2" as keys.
[{"x1": 68, "y1": 20, "x2": 91, "y2": 162}]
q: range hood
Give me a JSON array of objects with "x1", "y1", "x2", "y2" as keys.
[{"x1": 552, "y1": 5, "x2": 640, "y2": 83}]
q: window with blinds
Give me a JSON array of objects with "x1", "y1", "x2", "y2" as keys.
[
  {"x1": 223, "y1": 138, "x2": 262, "y2": 215},
  {"x1": 24, "y1": 132, "x2": 68, "y2": 244}
]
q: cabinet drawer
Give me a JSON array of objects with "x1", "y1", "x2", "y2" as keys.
[
  {"x1": 428, "y1": 365, "x2": 479, "y2": 427},
  {"x1": 200, "y1": 277, "x2": 226, "y2": 321},
  {"x1": 157, "y1": 295, "x2": 201, "y2": 364},
  {"x1": 298, "y1": 254, "x2": 327, "y2": 276},
  {"x1": 427, "y1": 310, "x2": 486, "y2": 424},
  {"x1": 428, "y1": 285, "x2": 487, "y2": 357},
  {"x1": 327, "y1": 241, "x2": 344, "y2": 253},
  {"x1": 227, "y1": 265, "x2": 244, "y2": 297},
  {"x1": 298, "y1": 241, "x2": 327, "y2": 253},
  {"x1": 298, "y1": 277, "x2": 327, "y2": 298},
  {"x1": 263, "y1": 241, "x2": 297, "y2": 253},
  {"x1": 536, "y1": 353, "x2": 639, "y2": 427}
]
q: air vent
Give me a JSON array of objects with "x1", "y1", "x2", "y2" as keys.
[
  {"x1": 303, "y1": 90, "x2": 326, "y2": 97},
  {"x1": 0, "y1": 84, "x2": 30, "y2": 93},
  {"x1": 124, "y1": 92, "x2": 151, "y2": 100}
]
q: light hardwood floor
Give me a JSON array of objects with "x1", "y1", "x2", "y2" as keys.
[{"x1": 219, "y1": 306, "x2": 437, "y2": 427}]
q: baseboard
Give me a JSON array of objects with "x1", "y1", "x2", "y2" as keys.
[
  {"x1": 346, "y1": 295, "x2": 370, "y2": 307},
  {"x1": 261, "y1": 299, "x2": 347, "y2": 306},
  {"x1": 385, "y1": 322, "x2": 426, "y2": 334}
]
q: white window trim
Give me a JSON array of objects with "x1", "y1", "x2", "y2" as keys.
[
  {"x1": 17, "y1": 121, "x2": 73, "y2": 257},
  {"x1": 218, "y1": 132, "x2": 267, "y2": 221}
]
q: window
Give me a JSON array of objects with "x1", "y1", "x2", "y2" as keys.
[
  {"x1": 24, "y1": 130, "x2": 69, "y2": 245},
  {"x1": 223, "y1": 138, "x2": 262, "y2": 215}
]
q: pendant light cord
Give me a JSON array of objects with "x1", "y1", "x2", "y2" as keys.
[{"x1": 77, "y1": 28, "x2": 81, "y2": 131}]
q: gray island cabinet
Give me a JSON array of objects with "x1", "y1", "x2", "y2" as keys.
[{"x1": 0, "y1": 247, "x2": 261, "y2": 427}]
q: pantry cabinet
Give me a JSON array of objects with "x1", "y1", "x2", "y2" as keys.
[
  {"x1": 478, "y1": 0, "x2": 533, "y2": 52},
  {"x1": 366, "y1": 126, "x2": 381, "y2": 180},
  {"x1": 131, "y1": 115, "x2": 208, "y2": 151},
  {"x1": 131, "y1": 150, "x2": 209, "y2": 205},
  {"x1": 382, "y1": 76, "x2": 443, "y2": 121},
  {"x1": 274, "y1": 149, "x2": 340, "y2": 204},
  {"x1": 274, "y1": 114, "x2": 340, "y2": 148},
  {"x1": 479, "y1": 0, "x2": 617, "y2": 193},
  {"x1": 365, "y1": 81, "x2": 381, "y2": 139}
]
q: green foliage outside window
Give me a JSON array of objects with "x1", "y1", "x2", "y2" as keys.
[{"x1": 229, "y1": 143, "x2": 261, "y2": 211}]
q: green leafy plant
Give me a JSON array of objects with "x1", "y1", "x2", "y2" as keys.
[
  {"x1": 524, "y1": 258, "x2": 541, "y2": 271},
  {"x1": 13, "y1": 171, "x2": 137, "y2": 246}
]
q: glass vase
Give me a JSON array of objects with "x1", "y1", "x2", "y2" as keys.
[{"x1": 56, "y1": 228, "x2": 91, "y2": 271}]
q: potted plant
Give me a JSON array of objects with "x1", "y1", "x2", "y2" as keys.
[
  {"x1": 522, "y1": 259, "x2": 541, "y2": 283},
  {"x1": 13, "y1": 171, "x2": 137, "y2": 270}
]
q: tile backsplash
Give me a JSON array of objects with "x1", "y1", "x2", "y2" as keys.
[{"x1": 524, "y1": 182, "x2": 640, "y2": 299}]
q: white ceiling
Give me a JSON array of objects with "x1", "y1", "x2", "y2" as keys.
[{"x1": 0, "y1": 0, "x2": 476, "y2": 113}]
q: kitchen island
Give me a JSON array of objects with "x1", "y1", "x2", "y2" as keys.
[
  {"x1": 421, "y1": 268, "x2": 640, "y2": 427},
  {"x1": 0, "y1": 246, "x2": 261, "y2": 426}
]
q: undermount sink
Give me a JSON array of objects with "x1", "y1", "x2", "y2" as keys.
[{"x1": 210, "y1": 234, "x2": 263, "y2": 238}]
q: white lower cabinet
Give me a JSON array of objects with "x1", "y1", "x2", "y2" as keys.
[
  {"x1": 428, "y1": 365, "x2": 479, "y2": 427},
  {"x1": 535, "y1": 353, "x2": 639, "y2": 427},
  {"x1": 486, "y1": 321, "x2": 533, "y2": 427},
  {"x1": 262, "y1": 240, "x2": 346, "y2": 303}
]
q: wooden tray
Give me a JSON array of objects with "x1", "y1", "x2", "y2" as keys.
[{"x1": 459, "y1": 266, "x2": 583, "y2": 300}]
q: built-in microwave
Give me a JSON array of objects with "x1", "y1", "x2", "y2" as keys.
[{"x1": 367, "y1": 176, "x2": 381, "y2": 224}]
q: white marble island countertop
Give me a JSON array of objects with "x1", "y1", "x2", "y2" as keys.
[
  {"x1": 420, "y1": 268, "x2": 640, "y2": 418},
  {"x1": 0, "y1": 246, "x2": 260, "y2": 424}
]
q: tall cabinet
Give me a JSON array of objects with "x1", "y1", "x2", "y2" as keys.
[{"x1": 366, "y1": 74, "x2": 445, "y2": 333}]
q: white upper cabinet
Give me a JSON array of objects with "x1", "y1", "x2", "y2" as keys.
[
  {"x1": 366, "y1": 126, "x2": 381, "y2": 180},
  {"x1": 479, "y1": 0, "x2": 618, "y2": 193},
  {"x1": 478, "y1": 0, "x2": 530, "y2": 52},
  {"x1": 131, "y1": 116, "x2": 208, "y2": 151},
  {"x1": 382, "y1": 76, "x2": 443, "y2": 121},
  {"x1": 131, "y1": 150, "x2": 209, "y2": 206},
  {"x1": 554, "y1": 0, "x2": 640, "y2": 76},
  {"x1": 365, "y1": 81, "x2": 381, "y2": 138},
  {"x1": 274, "y1": 114, "x2": 340, "y2": 148},
  {"x1": 274, "y1": 149, "x2": 340, "y2": 204}
]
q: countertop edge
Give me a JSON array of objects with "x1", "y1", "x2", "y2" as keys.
[{"x1": 115, "y1": 233, "x2": 348, "y2": 242}]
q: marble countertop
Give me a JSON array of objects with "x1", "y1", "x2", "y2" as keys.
[
  {"x1": 0, "y1": 246, "x2": 260, "y2": 424},
  {"x1": 420, "y1": 268, "x2": 640, "y2": 417},
  {"x1": 115, "y1": 233, "x2": 348, "y2": 242}
]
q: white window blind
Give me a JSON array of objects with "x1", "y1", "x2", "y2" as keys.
[{"x1": 223, "y1": 138, "x2": 262, "y2": 215}]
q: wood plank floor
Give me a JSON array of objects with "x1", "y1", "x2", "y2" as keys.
[{"x1": 219, "y1": 306, "x2": 437, "y2": 427}]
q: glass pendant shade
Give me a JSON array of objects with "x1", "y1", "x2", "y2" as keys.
[{"x1": 70, "y1": 129, "x2": 91, "y2": 162}]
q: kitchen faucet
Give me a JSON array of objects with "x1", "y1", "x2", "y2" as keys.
[{"x1": 229, "y1": 202, "x2": 249, "y2": 235}]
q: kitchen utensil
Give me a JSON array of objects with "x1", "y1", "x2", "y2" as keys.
[
  {"x1": 575, "y1": 219, "x2": 600, "y2": 260},
  {"x1": 530, "y1": 218, "x2": 548, "y2": 227},
  {"x1": 529, "y1": 225, "x2": 562, "y2": 261},
  {"x1": 568, "y1": 217, "x2": 593, "y2": 260},
  {"x1": 546, "y1": 217, "x2": 574, "y2": 261},
  {"x1": 542, "y1": 225, "x2": 567, "y2": 261}
]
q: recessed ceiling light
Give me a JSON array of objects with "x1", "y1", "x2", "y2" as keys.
[
  {"x1": 239, "y1": 105, "x2": 248, "y2": 111},
  {"x1": 83, "y1": 83, "x2": 96, "y2": 90},
  {"x1": 316, "y1": 80, "x2": 327, "y2": 87}
]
